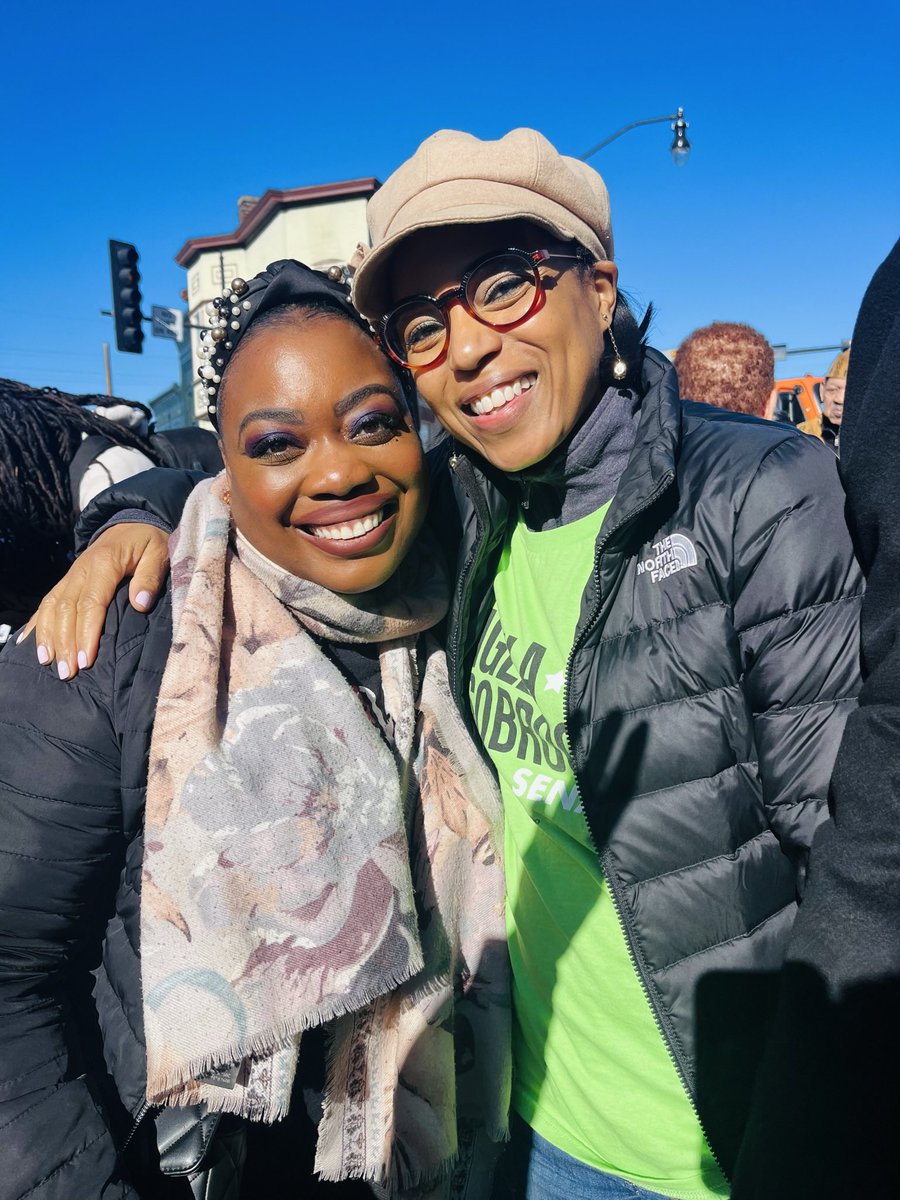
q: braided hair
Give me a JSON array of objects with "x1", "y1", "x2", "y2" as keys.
[{"x1": 0, "y1": 378, "x2": 163, "y2": 627}]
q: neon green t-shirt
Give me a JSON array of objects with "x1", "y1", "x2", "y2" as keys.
[{"x1": 469, "y1": 504, "x2": 728, "y2": 1200}]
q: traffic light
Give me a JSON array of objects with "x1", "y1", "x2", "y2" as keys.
[{"x1": 109, "y1": 240, "x2": 144, "y2": 353}]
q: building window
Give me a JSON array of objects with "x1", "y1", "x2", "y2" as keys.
[{"x1": 212, "y1": 261, "x2": 239, "y2": 289}]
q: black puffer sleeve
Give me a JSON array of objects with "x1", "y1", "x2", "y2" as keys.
[
  {"x1": 74, "y1": 467, "x2": 211, "y2": 553},
  {"x1": 0, "y1": 605, "x2": 142, "y2": 1199},
  {"x1": 732, "y1": 431, "x2": 863, "y2": 873}
]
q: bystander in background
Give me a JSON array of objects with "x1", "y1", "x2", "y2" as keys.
[
  {"x1": 674, "y1": 321, "x2": 774, "y2": 416},
  {"x1": 819, "y1": 348, "x2": 849, "y2": 449},
  {"x1": 794, "y1": 348, "x2": 850, "y2": 448},
  {"x1": 0, "y1": 380, "x2": 223, "y2": 646},
  {"x1": 0, "y1": 381, "x2": 164, "y2": 642}
]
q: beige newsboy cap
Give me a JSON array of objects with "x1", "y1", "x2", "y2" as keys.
[{"x1": 351, "y1": 127, "x2": 614, "y2": 319}]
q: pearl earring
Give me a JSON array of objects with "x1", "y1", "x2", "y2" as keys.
[{"x1": 608, "y1": 326, "x2": 627, "y2": 381}]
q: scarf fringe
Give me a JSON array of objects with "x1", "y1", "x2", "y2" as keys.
[
  {"x1": 315, "y1": 1145, "x2": 459, "y2": 1193},
  {"x1": 318, "y1": 1123, "x2": 510, "y2": 1193},
  {"x1": 158, "y1": 1079, "x2": 294, "y2": 1124},
  {"x1": 148, "y1": 952, "x2": 423, "y2": 1117}
]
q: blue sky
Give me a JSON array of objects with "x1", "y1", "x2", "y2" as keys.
[{"x1": 3, "y1": 0, "x2": 898, "y2": 405}]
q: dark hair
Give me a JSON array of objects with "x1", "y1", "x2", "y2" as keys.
[
  {"x1": 0, "y1": 378, "x2": 163, "y2": 625},
  {"x1": 218, "y1": 300, "x2": 416, "y2": 423},
  {"x1": 572, "y1": 254, "x2": 653, "y2": 392},
  {"x1": 604, "y1": 291, "x2": 654, "y2": 392}
]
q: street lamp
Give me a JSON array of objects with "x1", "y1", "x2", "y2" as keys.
[
  {"x1": 670, "y1": 109, "x2": 691, "y2": 166},
  {"x1": 579, "y1": 107, "x2": 691, "y2": 165}
]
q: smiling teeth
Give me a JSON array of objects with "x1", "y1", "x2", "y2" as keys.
[
  {"x1": 470, "y1": 374, "x2": 536, "y2": 416},
  {"x1": 308, "y1": 509, "x2": 385, "y2": 541}
]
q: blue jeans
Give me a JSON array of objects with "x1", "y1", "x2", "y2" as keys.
[{"x1": 524, "y1": 1128, "x2": 672, "y2": 1200}]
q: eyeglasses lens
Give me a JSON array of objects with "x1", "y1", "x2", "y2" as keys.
[
  {"x1": 466, "y1": 253, "x2": 538, "y2": 322},
  {"x1": 387, "y1": 302, "x2": 447, "y2": 368},
  {"x1": 385, "y1": 253, "x2": 540, "y2": 368}
]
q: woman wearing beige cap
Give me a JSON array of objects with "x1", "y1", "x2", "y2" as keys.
[{"x1": 24, "y1": 128, "x2": 862, "y2": 1200}]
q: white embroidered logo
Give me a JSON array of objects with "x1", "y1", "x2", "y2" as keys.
[{"x1": 636, "y1": 533, "x2": 698, "y2": 583}]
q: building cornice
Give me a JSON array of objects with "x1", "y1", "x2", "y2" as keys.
[{"x1": 175, "y1": 177, "x2": 380, "y2": 268}]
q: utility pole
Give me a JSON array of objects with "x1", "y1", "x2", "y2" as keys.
[{"x1": 103, "y1": 342, "x2": 112, "y2": 395}]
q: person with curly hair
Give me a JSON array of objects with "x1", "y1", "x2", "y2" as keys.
[{"x1": 673, "y1": 322, "x2": 775, "y2": 418}]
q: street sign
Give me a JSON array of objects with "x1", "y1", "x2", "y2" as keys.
[{"x1": 151, "y1": 305, "x2": 185, "y2": 343}]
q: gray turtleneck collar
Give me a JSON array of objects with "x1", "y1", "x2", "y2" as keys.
[{"x1": 510, "y1": 385, "x2": 642, "y2": 531}]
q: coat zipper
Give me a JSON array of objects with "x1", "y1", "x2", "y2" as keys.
[
  {"x1": 447, "y1": 450, "x2": 488, "y2": 718},
  {"x1": 120, "y1": 1098, "x2": 155, "y2": 1153},
  {"x1": 560, "y1": 472, "x2": 728, "y2": 1182},
  {"x1": 596, "y1": 850, "x2": 727, "y2": 1181}
]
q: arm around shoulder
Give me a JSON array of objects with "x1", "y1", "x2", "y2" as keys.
[
  {"x1": 74, "y1": 466, "x2": 212, "y2": 550},
  {"x1": 19, "y1": 467, "x2": 204, "y2": 675}
]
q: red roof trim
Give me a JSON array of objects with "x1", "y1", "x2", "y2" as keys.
[{"x1": 175, "y1": 177, "x2": 380, "y2": 267}]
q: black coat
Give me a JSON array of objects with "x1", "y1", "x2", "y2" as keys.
[
  {"x1": 440, "y1": 349, "x2": 863, "y2": 1178},
  {"x1": 0, "y1": 588, "x2": 177, "y2": 1200},
  {"x1": 0, "y1": 582, "x2": 373, "y2": 1200},
  {"x1": 732, "y1": 238, "x2": 900, "y2": 1197}
]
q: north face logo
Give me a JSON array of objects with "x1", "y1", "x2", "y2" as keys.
[{"x1": 636, "y1": 533, "x2": 698, "y2": 583}]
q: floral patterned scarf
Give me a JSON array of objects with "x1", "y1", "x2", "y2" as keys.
[{"x1": 142, "y1": 475, "x2": 509, "y2": 1195}]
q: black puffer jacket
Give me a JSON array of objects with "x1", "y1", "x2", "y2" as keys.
[
  {"x1": 0, "y1": 585, "x2": 369, "y2": 1200},
  {"x1": 0, "y1": 588, "x2": 192, "y2": 1200},
  {"x1": 438, "y1": 349, "x2": 863, "y2": 1177}
]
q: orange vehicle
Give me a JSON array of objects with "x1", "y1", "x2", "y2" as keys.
[{"x1": 766, "y1": 375, "x2": 823, "y2": 427}]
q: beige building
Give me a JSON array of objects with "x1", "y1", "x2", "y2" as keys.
[{"x1": 175, "y1": 178, "x2": 378, "y2": 422}]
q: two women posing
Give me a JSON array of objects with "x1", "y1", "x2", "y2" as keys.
[{"x1": 4, "y1": 128, "x2": 861, "y2": 1199}]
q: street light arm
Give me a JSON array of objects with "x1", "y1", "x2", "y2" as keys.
[{"x1": 579, "y1": 114, "x2": 682, "y2": 160}]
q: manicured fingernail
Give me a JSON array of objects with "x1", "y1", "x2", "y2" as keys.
[
  {"x1": 15, "y1": 631, "x2": 25, "y2": 644},
  {"x1": 57, "y1": 661, "x2": 70, "y2": 680},
  {"x1": 135, "y1": 590, "x2": 153, "y2": 610},
  {"x1": 77, "y1": 651, "x2": 88, "y2": 670},
  {"x1": 37, "y1": 644, "x2": 50, "y2": 664}
]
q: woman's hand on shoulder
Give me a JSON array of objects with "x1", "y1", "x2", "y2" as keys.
[{"x1": 17, "y1": 523, "x2": 171, "y2": 679}]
